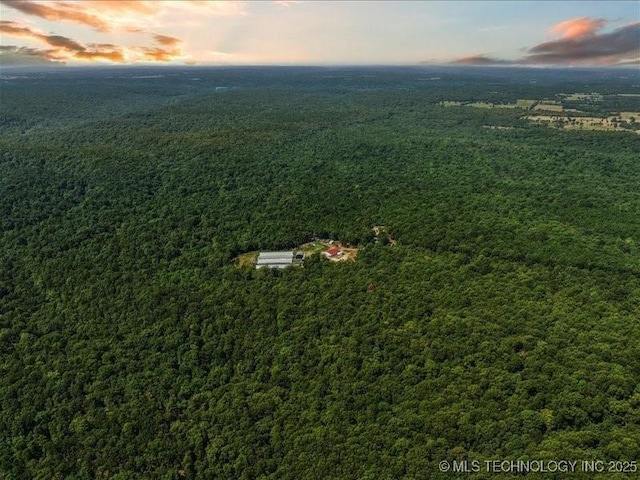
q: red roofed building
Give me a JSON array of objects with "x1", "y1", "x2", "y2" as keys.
[{"x1": 325, "y1": 247, "x2": 343, "y2": 257}]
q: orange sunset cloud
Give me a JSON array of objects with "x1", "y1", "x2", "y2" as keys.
[
  {"x1": 153, "y1": 34, "x2": 181, "y2": 48},
  {"x1": 549, "y1": 17, "x2": 608, "y2": 40},
  {"x1": 0, "y1": 19, "x2": 183, "y2": 64},
  {"x1": 0, "y1": 20, "x2": 125, "y2": 62},
  {"x1": 137, "y1": 46, "x2": 181, "y2": 62},
  {"x1": 0, "y1": 0, "x2": 248, "y2": 65},
  {"x1": 1, "y1": 0, "x2": 165, "y2": 32},
  {"x1": 0, "y1": 0, "x2": 244, "y2": 32}
]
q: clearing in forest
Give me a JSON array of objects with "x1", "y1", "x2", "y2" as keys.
[
  {"x1": 525, "y1": 114, "x2": 640, "y2": 134},
  {"x1": 439, "y1": 94, "x2": 638, "y2": 134},
  {"x1": 236, "y1": 252, "x2": 258, "y2": 268},
  {"x1": 533, "y1": 103, "x2": 564, "y2": 112},
  {"x1": 372, "y1": 225, "x2": 397, "y2": 246},
  {"x1": 299, "y1": 240, "x2": 359, "y2": 262},
  {"x1": 235, "y1": 239, "x2": 361, "y2": 268}
]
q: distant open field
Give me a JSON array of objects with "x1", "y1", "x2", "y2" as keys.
[
  {"x1": 439, "y1": 94, "x2": 638, "y2": 134},
  {"x1": 533, "y1": 103, "x2": 563, "y2": 112},
  {"x1": 620, "y1": 111, "x2": 639, "y2": 121},
  {"x1": 526, "y1": 114, "x2": 640, "y2": 133},
  {"x1": 561, "y1": 92, "x2": 603, "y2": 101},
  {"x1": 440, "y1": 99, "x2": 534, "y2": 109}
]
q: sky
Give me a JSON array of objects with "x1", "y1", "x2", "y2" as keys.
[{"x1": 0, "y1": 0, "x2": 638, "y2": 67}]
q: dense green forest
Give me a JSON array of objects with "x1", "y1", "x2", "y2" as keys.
[{"x1": 1, "y1": 66, "x2": 639, "y2": 479}]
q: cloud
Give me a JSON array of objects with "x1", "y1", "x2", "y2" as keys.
[
  {"x1": 137, "y1": 33, "x2": 183, "y2": 62},
  {"x1": 523, "y1": 21, "x2": 640, "y2": 65},
  {"x1": 0, "y1": 19, "x2": 39, "y2": 37},
  {"x1": 42, "y1": 34, "x2": 85, "y2": 52},
  {"x1": 0, "y1": 0, "x2": 247, "y2": 63},
  {"x1": 153, "y1": 34, "x2": 181, "y2": 47},
  {"x1": 549, "y1": 17, "x2": 607, "y2": 40},
  {"x1": 448, "y1": 55, "x2": 512, "y2": 66},
  {"x1": 1, "y1": 21, "x2": 91, "y2": 53},
  {"x1": 136, "y1": 46, "x2": 180, "y2": 62},
  {"x1": 0, "y1": 0, "x2": 112, "y2": 31},
  {"x1": 446, "y1": 18, "x2": 640, "y2": 67},
  {"x1": 74, "y1": 48, "x2": 124, "y2": 62},
  {"x1": 0, "y1": 0, "x2": 165, "y2": 32},
  {"x1": 0, "y1": 1, "x2": 241, "y2": 65},
  {"x1": 0, "y1": 0, "x2": 246, "y2": 33},
  {"x1": 616, "y1": 58, "x2": 640, "y2": 66},
  {"x1": 0, "y1": 19, "x2": 187, "y2": 64},
  {"x1": 0, "y1": 44, "x2": 64, "y2": 65},
  {"x1": 0, "y1": 20, "x2": 125, "y2": 63},
  {"x1": 0, "y1": 21, "x2": 75, "y2": 49}
]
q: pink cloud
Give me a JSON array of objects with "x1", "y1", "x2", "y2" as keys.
[
  {"x1": 446, "y1": 18, "x2": 639, "y2": 67},
  {"x1": 549, "y1": 17, "x2": 607, "y2": 40},
  {"x1": 526, "y1": 21, "x2": 639, "y2": 65}
]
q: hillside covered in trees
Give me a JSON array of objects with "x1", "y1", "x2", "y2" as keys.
[{"x1": 1, "y1": 66, "x2": 639, "y2": 479}]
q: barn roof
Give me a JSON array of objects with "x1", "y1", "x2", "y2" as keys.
[
  {"x1": 256, "y1": 251, "x2": 295, "y2": 269},
  {"x1": 258, "y1": 251, "x2": 294, "y2": 259}
]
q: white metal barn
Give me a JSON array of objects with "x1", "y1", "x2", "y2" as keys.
[{"x1": 255, "y1": 251, "x2": 294, "y2": 269}]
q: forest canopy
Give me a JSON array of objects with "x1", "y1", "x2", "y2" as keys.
[{"x1": 1, "y1": 66, "x2": 639, "y2": 479}]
